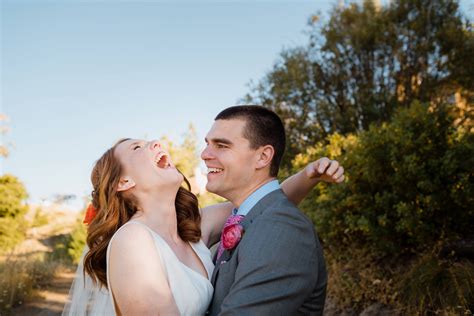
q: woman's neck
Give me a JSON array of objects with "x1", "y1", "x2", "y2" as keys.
[{"x1": 131, "y1": 193, "x2": 181, "y2": 244}]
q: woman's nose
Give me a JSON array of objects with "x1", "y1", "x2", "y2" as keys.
[{"x1": 149, "y1": 140, "x2": 161, "y2": 150}]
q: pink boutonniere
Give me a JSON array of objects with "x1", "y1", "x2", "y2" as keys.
[{"x1": 222, "y1": 223, "x2": 244, "y2": 250}]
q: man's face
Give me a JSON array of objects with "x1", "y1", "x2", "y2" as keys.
[{"x1": 201, "y1": 119, "x2": 259, "y2": 202}]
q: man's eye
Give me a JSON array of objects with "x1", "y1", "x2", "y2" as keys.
[
  {"x1": 133, "y1": 145, "x2": 141, "y2": 150},
  {"x1": 217, "y1": 144, "x2": 227, "y2": 149}
]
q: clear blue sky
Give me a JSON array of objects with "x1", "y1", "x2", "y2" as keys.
[{"x1": 1, "y1": 0, "x2": 473, "y2": 209}]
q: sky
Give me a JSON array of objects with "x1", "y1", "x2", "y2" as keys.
[{"x1": 1, "y1": 0, "x2": 473, "y2": 210}]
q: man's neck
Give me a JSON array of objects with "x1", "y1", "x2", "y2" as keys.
[{"x1": 231, "y1": 177, "x2": 276, "y2": 208}]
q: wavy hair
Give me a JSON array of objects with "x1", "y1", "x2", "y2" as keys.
[{"x1": 83, "y1": 138, "x2": 201, "y2": 288}]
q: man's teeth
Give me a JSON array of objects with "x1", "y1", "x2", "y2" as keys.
[{"x1": 208, "y1": 167, "x2": 223, "y2": 173}]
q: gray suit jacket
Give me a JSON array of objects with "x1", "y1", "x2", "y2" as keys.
[{"x1": 208, "y1": 189, "x2": 327, "y2": 315}]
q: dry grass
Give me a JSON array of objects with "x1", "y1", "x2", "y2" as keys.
[
  {"x1": 398, "y1": 256, "x2": 474, "y2": 315},
  {"x1": 0, "y1": 253, "x2": 60, "y2": 313},
  {"x1": 0, "y1": 205, "x2": 81, "y2": 315},
  {"x1": 326, "y1": 247, "x2": 474, "y2": 315}
]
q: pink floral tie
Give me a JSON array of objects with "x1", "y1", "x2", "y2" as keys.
[{"x1": 216, "y1": 214, "x2": 245, "y2": 262}]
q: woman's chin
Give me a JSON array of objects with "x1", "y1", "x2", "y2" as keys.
[{"x1": 169, "y1": 172, "x2": 184, "y2": 189}]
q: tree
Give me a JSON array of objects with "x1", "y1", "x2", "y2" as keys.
[
  {"x1": 0, "y1": 174, "x2": 28, "y2": 218},
  {"x1": 293, "y1": 101, "x2": 473, "y2": 256},
  {"x1": 160, "y1": 123, "x2": 200, "y2": 179},
  {"x1": 292, "y1": 101, "x2": 474, "y2": 313},
  {"x1": 245, "y1": 0, "x2": 473, "y2": 172},
  {"x1": 0, "y1": 175, "x2": 29, "y2": 252}
]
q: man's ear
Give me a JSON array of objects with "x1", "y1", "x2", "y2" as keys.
[
  {"x1": 117, "y1": 177, "x2": 136, "y2": 192},
  {"x1": 255, "y1": 145, "x2": 275, "y2": 170}
]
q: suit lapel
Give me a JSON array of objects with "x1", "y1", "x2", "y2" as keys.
[
  {"x1": 211, "y1": 248, "x2": 232, "y2": 285},
  {"x1": 211, "y1": 260, "x2": 219, "y2": 285},
  {"x1": 211, "y1": 189, "x2": 284, "y2": 286}
]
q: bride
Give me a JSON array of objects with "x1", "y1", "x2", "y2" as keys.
[{"x1": 64, "y1": 138, "x2": 344, "y2": 315}]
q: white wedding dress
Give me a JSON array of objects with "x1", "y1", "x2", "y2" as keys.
[
  {"x1": 106, "y1": 221, "x2": 214, "y2": 315},
  {"x1": 63, "y1": 221, "x2": 214, "y2": 316}
]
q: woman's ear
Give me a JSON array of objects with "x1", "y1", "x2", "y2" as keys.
[
  {"x1": 117, "y1": 176, "x2": 136, "y2": 192},
  {"x1": 255, "y1": 145, "x2": 275, "y2": 170}
]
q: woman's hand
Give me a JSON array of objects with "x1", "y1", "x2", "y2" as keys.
[
  {"x1": 304, "y1": 157, "x2": 345, "y2": 183},
  {"x1": 281, "y1": 157, "x2": 345, "y2": 205}
]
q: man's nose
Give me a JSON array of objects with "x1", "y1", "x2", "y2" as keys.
[{"x1": 201, "y1": 145, "x2": 213, "y2": 160}]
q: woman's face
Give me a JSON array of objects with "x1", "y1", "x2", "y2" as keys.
[{"x1": 114, "y1": 139, "x2": 183, "y2": 193}]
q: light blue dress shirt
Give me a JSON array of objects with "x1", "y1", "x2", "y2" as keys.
[{"x1": 233, "y1": 180, "x2": 280, "y2": 216}]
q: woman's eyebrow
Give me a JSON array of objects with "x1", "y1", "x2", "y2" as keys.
[{"x1": 129, "y1": 141, "x2": 141, "y2": 149}]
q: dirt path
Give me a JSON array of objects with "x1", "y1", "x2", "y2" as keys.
[
  {"x1": 12, "y1": 268, "x2": 75, "y2": 316},
  {"x1": 7, "y1": 205, "x2": 79, "y2": 316}
]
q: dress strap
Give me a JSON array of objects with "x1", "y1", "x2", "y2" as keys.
[{"x1": 125, "y1": 220, "x2": 157, "y2": 234}]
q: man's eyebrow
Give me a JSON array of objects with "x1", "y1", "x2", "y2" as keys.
[{"x1": 205, "y1": 137, "x2": 233, "y2": 145}]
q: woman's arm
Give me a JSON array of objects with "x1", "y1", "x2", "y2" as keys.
[
  {"x1": 200, "y1": 157, "x2": 345, "y2": 247},
  {"x1": 281, "y1": 157, "x2": 344, "y2": 205},
  {"x1": 108, "y1": 225, "x2": 180, "y2": 315},
  {"x1": 200, "y1": 202, "x2": 234, "y2": 247}
]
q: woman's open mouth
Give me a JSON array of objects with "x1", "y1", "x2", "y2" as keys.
[{"x1": 154, "y1": 151, "x2": 171, "y2": 169}]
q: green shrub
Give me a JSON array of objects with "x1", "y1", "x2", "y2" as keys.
[
  {"x1": 295, "y1": 101, "x2": 473, "y2": 256},
  {"x1": 0, "y1": 217, "x2": 27, "y2": 254},
  {"x1": 47, "y1": 234, "x2": 74, "y2": 265},
  {"x1": 44, "y1": 217, "x2": 87, "y2": 265},
  {"x1": 0, "y1": 175, "x2": 29, "y2": 254},
  {"x1": 293, "y1": 101, "x2": 473, "y2": 312},
  {"x1": 67, "y1": 219, "x2": 87, "y2": 264},
  {"x1": 0, "y1": 175, "x2": 28, "y2": 218}
]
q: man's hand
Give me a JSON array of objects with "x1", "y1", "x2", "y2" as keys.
[{"x1": 305, "y1": 157, "x2": 345, "y2": 183}]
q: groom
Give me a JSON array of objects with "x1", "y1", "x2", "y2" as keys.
[{"x1": 202, "y1": 105, "x2": 340, "y2": 315}]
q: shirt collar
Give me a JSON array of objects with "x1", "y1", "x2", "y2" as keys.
[{"x1": 233, "y1": 180, "x2": 280, "y2": 216}]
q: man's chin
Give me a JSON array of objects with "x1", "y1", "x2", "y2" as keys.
[{"x1": 205, "y1": 182, "x2": 219, "y2": 195}]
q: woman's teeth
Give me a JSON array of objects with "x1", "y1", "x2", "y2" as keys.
[{"x1": 154, "y1": 152, "x2": 170, "y2": 168}]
